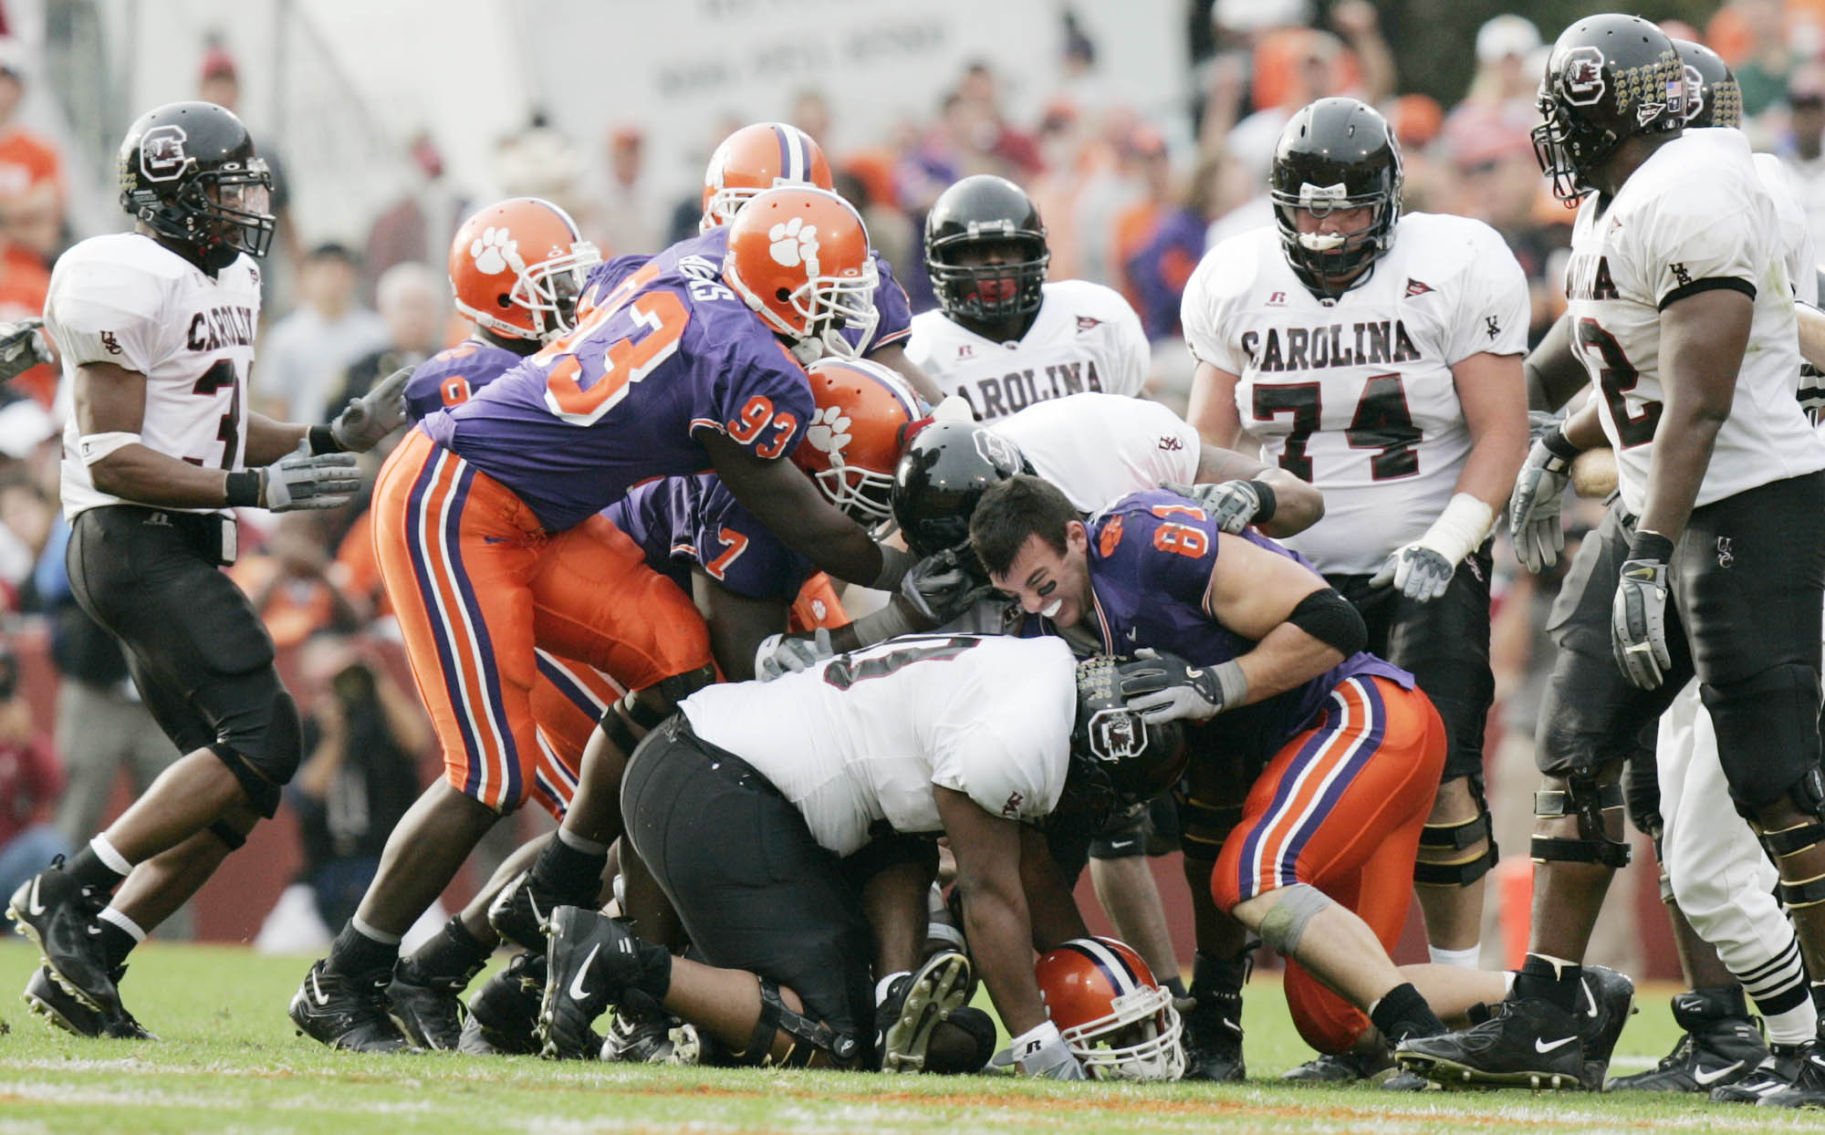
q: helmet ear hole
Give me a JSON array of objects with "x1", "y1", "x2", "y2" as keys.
[{"x1": 775, "y1": 287, "x2": 793, "y2": 303}]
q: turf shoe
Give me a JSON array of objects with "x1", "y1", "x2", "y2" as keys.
[
  {"x1": 1283, "y1": 1047, "x2": 1393, "y2": 1083},
  {"x1": 1575, "y1": 965, "x2": 1636, "y2": 1090},
  {"x1": 289, "y1": 960, "x2": 413, "y2": 1053},
  {"x1": 540, "y1": 907, "x2": 668, "y2": 1060},
  {"x1": 1759, "y1": 1043, "x2": 1825, "y2": 1108},
  {"x1": 460, "y1": 951, "x2": 548, "y2": 1056},
  {"x1": 24, "y1": 964, "x2": 155, "y2": 1040},
  {"x1": 878, "y1": 950, "x2": 973, "y2": 1073},
  {"x1": 7, "y1": 859, "x2": 118, "y2": 1016},
  {"x1": 386, "y1": 965, "x2": 472, "y2": 1051},
  {"x1": 1606, "y1": 987, "x2": 1764, "y2": 1093},
  {"x1": 1711, "y1": 1042, "x2": 1807, "y2": 1103},
  {"x1": 1395, "y1": 997, "x2": 1584, "y2": 1090}
]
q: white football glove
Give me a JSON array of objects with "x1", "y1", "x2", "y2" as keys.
[
  {"x1": 330, "y1": 364, "x2": 413, "y2": 453},
  {"x1": 753, "y1": 627, "x2": 835, "y2": 682},
  {"x1": 1510, "y1": 435, "x2": 1576, "y2": 573},
  {"x1": 0, "y1": 318, "x2": 52, "y2": 383},
  {"x1": 1166, "y1": 480, "x2": 1264, "y2": 535},
  {"x1": 1006, "y1": 1021, "x2": 1086, "y2": 1080},
  {"x1": 258, "y1": 441, "x2": 362, "y2": 512},
  {"x1": 1369, "y1": 543, "x2": 1456, "y2": 603}
]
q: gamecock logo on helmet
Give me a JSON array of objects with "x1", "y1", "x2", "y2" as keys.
[
  {"x1": 973, "y1": 429, "x2": 1021, "y2": 471},
  {"x1": 1561, "y1": 46, "x2": 1606, "y2": 106},
  {"x1": 140, "y1": 125, "x2": 190, "y2": 182}
]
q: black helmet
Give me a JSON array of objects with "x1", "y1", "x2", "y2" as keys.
[
  {"x1": 1068, "y1": 656, "x2": 1188, "y2": 822},
  {"x1": 891, "y1": 420, "x2": 1027, "y2": 557},
  {"x1": 1673, "y1": 39, "x2": 1742, "y2": 129},
  {"x1": 1269, "y1": 98, "x2": 1403, "y2": 295},
  {"x1": 118, "y1": 101, "x2": 275, "y2": 269},
  {"x1": 1533, "y1": 14, "x2": 1686, "y2": 205},
  {"x1": 924, "y1": 175, "x2": 1050, "y2": 324}
]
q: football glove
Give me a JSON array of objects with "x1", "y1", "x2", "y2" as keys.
[
  {"x1": 754, "y1": 627, "x2": 835, "y2": 682},
  {"x1": 899, "y1": 547, "x2": 991, "y2": 625},
  {"x1": 0, "y1": 318, "x2": 52, "y2": 383},
  {"x1": 1509, "y1": 433, "x2": 1577, "y2": 573},
  {"x1": 1369, "y1": 543, "x2": 1455, "y2": 603},
  {"x1": 1611, "y1": 532, "x2": 1673, "y2": 690},
  {"x1": 259, "y1": 441, "x2": 362, "y2": 512},
  {"x1": 1165, "y1": 479, "x2": 1265, "y2": 535},
  {"x1": 1116, "y1": 648, "x2": 1235, "y2": 724},
  {"x1": 1007, "y1": 1021, "x2": 1086, "y2": 1080},
  {"x1": 329, "y1": 364, "x2": 412, "y2": 453}
]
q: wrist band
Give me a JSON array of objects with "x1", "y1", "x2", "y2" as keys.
[
  {"x1": 224, "y1": 470, "x2": 261, "y2": 508},
  {"x1": 1542, "y1": 426, "x2": 1581, "y2": 463},
  {"x1": 308, "y1": 425, "x2": 342, "y2": 455},
  {"x1": 1627, "y1": 529, "x2": 1675, "y2": 562},
  {"x1": 1247, "y1": 480, "x2": 1277, "y2": 524}
]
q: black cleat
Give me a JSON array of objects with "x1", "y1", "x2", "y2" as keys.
[
  {"x1": 1713, "y1": 1042, "x2": 1807, "y2": 1103},
  {"x1": 24, "y1": 965, "x2": 155, "y2": 1040},
  {"x1": 1181, "y1": 961, "x2": 1247, "y2": 1082},
  {"x1": 7, "y1": 860, "x2": 118, "y2": 1017},
  {"x1": 540, "y1": 907, "x2": 664, "y2": 1060},
  {"x1": 1606, "y1": 988, "x2": 1764, "y2": 1093},
  {"x1": 289, "y1": 960, "x2": 414, "y2": 1053},
  {"x1": 386, "y1": 968, "x2": 470, "y2": 1052},
  {"x1": 488, "y1": 870, "x2": 568, "y2": 954},
  {"x1": 878, "y1": 950, "x2": 973, "y2": 1073},
  {"x1": 459, "y1": 951, "x2": 548, "y2": 1056},
  {"x1": 602, "y1": 1004, "x2": 697, "y2": 1064},
  {"x1": 1575, "y1": 965, "x2": 1636, "y2": 1091},
  {"x1": 1395, "y1": 997, "x2": 1584, "y2": 1091},
  {"x1": 1283, "y1": 1047, "x2": 1393, "y2": 1083},
  {"x1": 1759, "y1": 1043, "x2": 1825, "y2": 1109}
]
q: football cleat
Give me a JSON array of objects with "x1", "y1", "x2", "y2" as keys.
[
  {"x1": 289, "y1": 960, "x2": 414, "y2": 1053},
  {"x1": 602, "y1": 1005, "x2": 697, "y2": 1065},
  {"x1": 459, "y1": 951, "x2": 548, "y2": 1056},
  {"x1": 1758, "y1": 1043, "x2": 1825, "y2": 1109},
  {"x1": 386, "y1": 968, "x2": 470, "y2": 1052},
  {"x1": 540, "y1": 907, "x2": 665, "y2": 1061},
  {"x1": 487, "y1": 870, "x2": 563, "y2": 954},
  {"x1": 1712, "y1": 1042, "x2": 1807, "y2": 1103},
  {"x1": 1283, "y1": 1047, "x2": 1393, "y2": 1083},
  {"x1": 1395, "y1": 997, "x2": 1584, "y2": 1090},
  {"x1": 1180, "y1": 965, "x2": 1246, "y2": 1083},
  {"x1": 878, "y1": 950, "x2": 973, "y2": 1073},
  {"x1": 1607, "y1": 987, "x2": 1764, "y2": 1093},
  {"x1": 24, "y1": 965, "x2": 154, "y2": 1040},
  {"x1": 1576, "y1": 965, "x2": 1636, "y2": 1091},
  {"x1": 7, "y1": 860, "x2": 119, "y2": 1017}
]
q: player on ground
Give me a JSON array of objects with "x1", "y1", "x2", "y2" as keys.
[
  {"x1": 289, "y1": 185, "x2": 917, "y2": 1053},
  {"x1": 1397, "y1": 18, "x2": 1825, "y2": 1103},
  {"x1": 8, "y1": 101, "x2": 402, "y2": 1037},
  {"x1": 1182, "y1": 99, "x2": 1529, "y2": 1081},
  {"x1": 906, "y1": 175, "x2": 1149, "y2": 420}
]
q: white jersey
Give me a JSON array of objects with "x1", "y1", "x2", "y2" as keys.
[
  {"x1": 48, "y1": 234, "x2": 261, "y2": 520},
  {"x1": 683, "y1": 635, "x2": 1074, "y2": 857},
  {"x1": 1181, "y1": 213, "x2": 1528, "y2": 574},
  {"x1": 1753, "y1": 150, "x2": 1818, "y2": 308},
  {"x1": 987, "y1": 393, "x2": 1200, "y2": 512},
  {"x1": 1563, "y1": 128, "x2": 1825, "y2": 514},
  {"x1": 906, "y1": 279, "x2": 1148, "y2": 421}
]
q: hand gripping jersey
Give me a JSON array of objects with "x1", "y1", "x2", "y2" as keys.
[
  {"x1": 906, "y1": 279, "x2": 1150, "y2": 421},
  {"x1": 591, "y1": 226, "x2": 913, "y2": 358},
  {"x1": 1560, "y1": 128, "x2": 1825, "y2": 514},
  {"x1": 417, "y1": 232, "x2": 816, "y2": 532},
  {"x1": 1181, "y1": 213, "x2": 1529, "y2": 574},
  {"x1": 986, "y1": 392, "x2": 1200, "y2": 512},
  {"x1": 48, "y1": 233, "x2": 261, "y2": 520},
  {"x1": 682, "y1": 634, "x2": 1075, "y2": 856},
  {"x1": 403, "y1": 338, "x2": 527, "y2": 422},
  {"x1": 1084, "y1": 489, "x2": 1411, "y2": 767}
]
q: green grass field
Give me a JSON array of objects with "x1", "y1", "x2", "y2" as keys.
[{"x1": 0, "y1": 944, "x2": 1813, "y2": 1134}]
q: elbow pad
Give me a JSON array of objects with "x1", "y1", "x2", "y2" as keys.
[{"x1": 1286, "y1": 588, "x2": 1366, "y2": 657}]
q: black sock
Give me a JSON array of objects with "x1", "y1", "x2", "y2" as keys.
[
  {"x1": 1513, "y1": 953, "x2": 1581, "y2": 1013},
  {"x1": 1370, "y1": 982, "x2": 1444, "y2": 1043},
  {"x1": 63, "y1": 847, "x2": 129, "y2": 892},
  {"x1": 325, "y1": 922, "x2": 400, "y2": 980},
  {"x1": 1191, "y1": 948, "x2": 1252, "y2": 997},
  {"x1": 1811, "y1": 980, "x2": 1825, "y2": 1015},
  {"x1": 531, "y1": 838, "x2": 607, "y2": 905},
  {"x1": 399, "y1": 917, "x2": 491, "y2": 985},
  {"x1": 1163, "y1": 975, "x2": 1189, "y2": 1000},
  {"x1": 95, "y1": 921, "x2": 137, "y2": 970}
]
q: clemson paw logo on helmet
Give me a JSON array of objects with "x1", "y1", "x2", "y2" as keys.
[
  {"x1": 768, "y1": 217, "x2": 822, "y2": 276},
  {"x1": 803, "y1": 404, "x2": 852, "y2": 460},
  {"x1": 470, "y1": 227, "x2": 523, "y2": 276}
]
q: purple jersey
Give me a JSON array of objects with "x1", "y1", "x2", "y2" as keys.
[
  {"x1": 418, "y1": 236, "x2": 814, "y2": 532},
  {"x1": 603, "y1": 473, "x2": 812, "y2": 602},
  {"x1": 1085, "y1": 489, "x2": 1411, "y2": 765},
  {"x1": 403, "y1": 339, "x2": 526, "y2": 423},
  {"x1": 592, "y1": 227, "x2": 912, "y2": 356}
]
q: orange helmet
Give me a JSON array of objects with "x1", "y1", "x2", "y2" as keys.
[
  {"x1": 792, "y1": 357, "x2": 927, "y2": 527},
  {"x1": 700, "y1": 122, "x2": 834, "y2": 232},
  {"x1": 1035, "y1": 937, "x2": 1185, "y2": 1081},
  {"x1": 448, "y1": 197, "x2": 600, "y2": 343},
  {"x1": 723, "y1": 186, "x2": 877, "y2": 362}
]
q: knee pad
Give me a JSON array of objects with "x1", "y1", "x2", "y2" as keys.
[
  {"x1": 1759, "y1": 767, "x2": 1825, "y2": 910},
  {"x1": 1175, "y1": 794, "x2": 1242, "y2": 860},
  {"x1": 1702, "y1": 664, "x2": 1822, "y2": 813},
  {"x1": 1623, "y1": 755, "x2": 1664, "y2": 846},
  {"x1": 1256, "y1": 883, "x2": 1332, "y2": 955},
  {"x1": 598, "y1": 704, "x2": 642, "y2": 757},
  {"x1": 1088, "y1": 805, "x2": 1148, "y2": 861},
  {"x1": 207, "y1": 820, "x2": 248, "y2": 851},
  {"x1": 1414, "y1": 780, "x2": 1499, "y2": 888},
  {"x1": 1530, "y1": 776, "x2": 1631, "y2": 869},
  {"x1": 738, "y1": 977, "x2": 861, "y2": 1068}
]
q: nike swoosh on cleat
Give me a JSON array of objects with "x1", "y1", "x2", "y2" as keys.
[
  {"x1": 25, "y1": 877, "x2": 45, "y2": 917},
  {"x1": 1692, "y1": 1061, "x2": 1744, "y2": 1086},
  {"x1": 567, "y1": 943, "x2": 601, "y2": 1001},
  {"x1": 310, "y1": 971, "x2": 330, "y2": 1007},
  {"x1": 1535, "y1": 1036, "x2": 1576, "y2": 1053},
  {"x1": 1580, "y1": 978, "x2": 1597, "y2": 1018}
]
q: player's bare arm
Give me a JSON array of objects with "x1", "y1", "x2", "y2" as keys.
[
  {"x1": 1016, "y1": 822, "x2": 1088, "y2": 951},
  {"x1": 1185, "y1": 360, "x2": 1244, "y2": 448},
  {"x1": 1797, "y1": 301, "x2": 1825, "y2": 370},
  {"x1": 934, "y1": 784, "x2": 1047, "y2": 1036},
  {"x1": 75, "y1": 359, "x2": 249, "y2": 507},
  {"x1": 1192, "y1": 442, "x2": 1323, "y2": 536},
  {"x1": 1636, "y1": 288, "x2": 1753, "y2": 543},
  {"x1": 242, "y1": 412, "x2": 311, "y2": 465},
  {"x1": 1202, "y1": 533, "x2": 1355, "y2": 702},
  {"x1": 691, "y1": 572, "x2": 790, "y2": 681},
  {"x1": 1452, "y1": 351, "x2": 1529, "y2": 517},
  {"x1": 1525, "y1": 313, "x2": 1586, "y2": 412}
]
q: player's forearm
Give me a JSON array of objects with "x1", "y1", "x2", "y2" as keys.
[
  {"x1": 1560, "y1": 397, "x2": 1607, "y2": 450},
  {"x1": 1235, "y1": 622, "x2": 1347, "y2": 704},
  {"x1": 1251, "y1": 468, "x2": 1324, "y2": 537},
  {"x1": 1524, "y1": 314, "x2": 1585, "y2": 412},
  {"x1": 1636, "y1": 412, "x2": 1722, "y2": 543},
  {"x1": 243, "y1": 413, "x2": 311, "y2": 465},
  {"x1": 1451, "y1": 418, "x2": 1528, "y2": 517},
  {"x1": 1018, "y1": 824, "x2": 1088, "y2": 951},
  {"x1": 959, "y1": 870, "x2": 1048, "y2": 1036},
  {"x1": 91, "y1": 445, "x2": 239, "y2": 509}
]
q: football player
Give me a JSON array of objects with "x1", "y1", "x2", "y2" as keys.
[
  {"x1": 1182, "y1": 98, "x2": 1529, "y2": 1072},
  {"x1": 0, "y1": 317, "x2": 51, "y2": 383},
  {"x1": 8, "y1": 101, "x2": 403, "y2": 1037},
  {"x1": 906, "y1": 175, "x2": 1150, "y2": 420},
  {"x1": 1398, "y1": 17, "x2": 1825, "y2": 1102},
  {"x1": 289, "y1": 186, "x2": 917, "y2": 1052},
  {"x1": 535, "y1": 634, "x2": 1185, "y2": 1079},
  {"x1": 967, "y1": 476, "x2": 1634, "y2": 1080}
]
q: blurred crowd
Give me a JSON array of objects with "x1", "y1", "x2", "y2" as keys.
[{"x1": 1, "y1": 1, "x2": 1821, "y2": 960}]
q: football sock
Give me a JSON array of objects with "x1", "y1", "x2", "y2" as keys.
[
  {"x1": 64, "y1": 838, "x2": 132, "y2": 891},
  {"x1": 1512, "y1": 952, "x2": 1581, "y2": 1013},
  {"x1": 1369, "y1": 982, "x2": 1444, "y2": 1042},
  {"x1": 326, "y1": 917, "x2": 400, "y2": 978},
  {"x1": 400, "y1": 917, "x2": 490, "y2": 985},
  {"x1": 95, "y1": 906, "x2": 145, "y2": 969},
  {"x1": 1427, "y1": 943, "x2": 1481, "y2": 969},
  {"x1": 535, "y1": 832, "x2": 608, "y2": 902}
]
